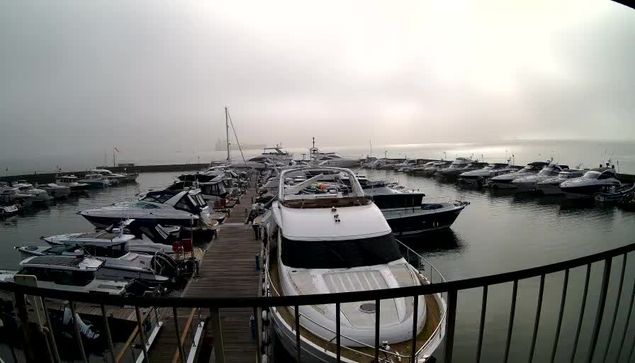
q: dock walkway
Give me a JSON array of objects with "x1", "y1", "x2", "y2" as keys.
[{"x1": 148, "y1": 182, "x2": 261, "y2": 363}]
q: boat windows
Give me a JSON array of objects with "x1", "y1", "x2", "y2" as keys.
[
  {"x1": 133, "y1": 202, "x2": 160, "y2": 209},
  {"x1": 598, "y1": 172, "x2": 616, "y2": 180},
  {"x1": 142, "y1": 193, "x2": 174, "y2": 204},
  {"x1": 583, "y1": 171, "x2": 601, "y2": 180},
  {"x1": 18, "y1": 267, "x2": 95, "y2": 286},
  {"x1": 175, "y1": 198, "x2": 195, "y2": 213},
  {"x1": 281, "y1": 234, "x2": 402, "y2": 269},
  {"x1": 80, "y1": 243, "x2": 128, "y2": 258}
]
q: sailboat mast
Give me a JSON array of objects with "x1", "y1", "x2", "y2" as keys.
[{"x1": 225, "y1": 106, "x2": 230, "y2": 162}]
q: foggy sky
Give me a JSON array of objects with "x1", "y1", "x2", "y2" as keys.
[{"x1": 1, "y1": 0, "x2": 634, "y2": 161}]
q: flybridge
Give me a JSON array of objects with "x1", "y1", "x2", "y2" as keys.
[{"x1": 277, "y1": 167, "x2": 366, "y2": 202}]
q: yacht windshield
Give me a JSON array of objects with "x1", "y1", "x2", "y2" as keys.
[
  {"x1": 538, "y1": 168, "x2": 555, "y2": 176},
  {"x1": 281, "y1": 234, "x2": 402, "y2": 269},
  {"x1": 583, "y1": 171, "x2": 601, "y2": 180}
]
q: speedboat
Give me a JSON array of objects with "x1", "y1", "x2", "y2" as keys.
[
  {"x1": 0, "y1": 256, "x2": 130, "y2": 295},
  {"x1": 80, "y1": 189, "x2": 215, "y2": 241},
  {"x1": 559, "y1": 168, "x2": 622, "y2": 199},
  {"x1": 394, "y1": 159, "x2": 418, "y2": 172},
  {"x1": 0, "y1": 187, "x2": 35, "y2": 206},
  {"x1": 265, "y1": 166, "x2": 446, "y2": 362},
  {"x1": 79, "y1": 173, "x2": 111, "y2": 188},
  {"x1": 92, "y1": 169, "x2": 139, "y2": 183},
  {"x1": 0, "y1": 204, "x2": 21, "y2": 219},
  {"x1": 458, "y1": 162, "x2": 520, "y2": 186},
  {"x1": 411, "y1": 160, "x2": 452, "y2": 176},
  {"x1": 55, "y1": 175, "x2": 90, "y2": 192},
  {"x1": 364, "y1": 183, "x2": 468, "y2": 236},
  {"x1": 315, "y1": 153, "x2": 360, "y2": 168},
  {"x1": 39, "y1": 183, "x2": 71, "y2": 199},
  {"x1": 536, "y1": 170, "x2": 586, "y2": 195},
  {"x1": 261, "y1": 145, "x2": 293, "y2": 162},
  {"x1": 511, "y1": 163, "x2": 569, "y2": 192},
  {"x1": 167, "y1": 175, "x2": 228, "y2": 209},
  {"x1": 12, "y1": 182, "x2": 52, "y2": 204},
  {"x1": 488, "y1": 161, "x2": 550, "y2": 189},
  {"x1": 15, "y1": 242, "x2": 179, "y2": 285},
  {"x1": 436, "y1": 159, "x2": 487, "y2": 181}
]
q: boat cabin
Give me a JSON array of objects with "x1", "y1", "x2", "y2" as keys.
[{"x1": 17, "y1": 256, "x2": 103, "y2": 287}]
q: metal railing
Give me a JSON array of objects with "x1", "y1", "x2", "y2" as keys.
[{"x1": 1, "y1": 241, "x2": 635, "y2": 363}]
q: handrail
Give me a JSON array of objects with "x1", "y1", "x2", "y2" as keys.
[{"x1": 1, "y1": 242, "x2": 634, "y2": 308}]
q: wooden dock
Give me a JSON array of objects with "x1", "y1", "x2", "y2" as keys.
[{"x1": 147, "y1": 182, "x2": 261, "y2": 363}]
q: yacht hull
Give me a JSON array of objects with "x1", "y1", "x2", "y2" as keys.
[
  {"x1": 536, "y1": 184, "x2": 562, "y2": 195},
  {"x1": 383, "y1": 204, "x2": 465, "y2": 236}
]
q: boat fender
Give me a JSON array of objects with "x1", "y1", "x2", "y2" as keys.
[
  {"x1": 261, "y1": 310, "x2": 269, "y2": 322},
  {"x1": 262, "y1": 330, "x2": 269, "y2": 345},
  {"x1": 261, "y1": 355, "x2": 268, "y2": 363}
]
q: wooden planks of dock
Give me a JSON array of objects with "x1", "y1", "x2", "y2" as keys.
[{"x1": 148, "y1": 182, "x2": 262, "y2": 363}]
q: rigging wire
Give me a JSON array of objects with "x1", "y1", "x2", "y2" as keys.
[{"x1": 226, "y1": 110, "x2": 247, "y2": 166}]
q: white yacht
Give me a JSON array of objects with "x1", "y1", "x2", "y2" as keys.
[
  {"x1": 266, "y1": 166, "x2": 446, "y2": 362},
  {"x1": 16, "y1": 240, "x2": 178, "y2": 285},
  {"x1": 0, "y1": 256, "x2": 129, "y2": 295},
  {"x1": 559, "y1": 168, "x2": 622, "y2": 199},
  {"x1": 411, "y1": 160, "x2": 452, "y2": 176},
  {"x1": 488, "y1": 161, "x2": 550, "y2": 189},
  {"x1": 39, "y1": 183, "x2": 71, "y2": 199},
  {"x1": 92, "y1": 168, "x2": 139, "y2": 183},
  {"x1": 55, "y1": 175, "x2": 90, "y2": 192},
  {"x1": 0, "y1": 187, "x2": 35, "y2": 206},
  {"x1": 536, "y1": 170, "x2": 587, "y2": 195},
  {"x1": 80, "y1": 189, "x2": 214, "y2": 241},
  {"x1": 167, "y1": 175, "x2": 228, "y2": 209},
  {"x1": 261, "y1": 146, "x2": 293, "y2": 162},
  {"x1": 393, "y1": 159, "x2": 418, "y2": 172},
  {"x1": 12, "y1": 182, "x2": 52, "y2": 204},
  {"x1": 315, "y1": 153, "x2": 360, "y2": 168},
  {"x1": 458, "y1": 162, "x2": 519, "y2": 186},
  {"x1": 79, "y1": 173, "x2": 111, "y2": 188},
  {"x1": 511, "y1": 163, "x2": 569, "y2": 192}
]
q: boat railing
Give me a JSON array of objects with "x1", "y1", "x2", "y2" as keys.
[{"x1": 2, "y1": 241, "x2": 635, "y2": 363}]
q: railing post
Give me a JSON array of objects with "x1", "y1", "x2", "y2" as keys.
[
  {"x1": 134, "y1": 306, "x2": 151, "y2": 363},
  {"x1": 336, "y1": 302, "x2": 341, "y2": 362},
  {"x1": 601, "y1": 254, "x2": 627, "y2": 362},
  {"x1": 616, "y1": 277, "x2": 635, "y2": 362},
  {"x1": 503, "y1": 280, "x2": 519, "y2": 363},
  {"x1": 209, "y1": 307, "x2": 225, "y2": 363},
  {"x1": 411, "y1": 295, "x2": 419, "y2": 363},
  {"x1": 374, "y1": 298, "x2": 381, "y2": 362},
  {"x1": 570, "y1": 263, "x2": 592, "y2": 363},
  {"x1": 69, "y1": 302, "x2": 88, "y2": 363},
  {"x1": 100, "y1": 304, "x2": 116, "y2": 363},
  {"x1": 444, "y1": 290, "x2": 458, "y2": 363},
  {"x1": 528, "y1": 274, "x2": 546, "y2": 363},
  {"x1": 295, "y1": 305, "x2": 302, "y2": 363},
  {"x1": 475, "y1": 285, "x2": 488, "y2": 363},
  {"x1": 14, "y1": 292, "x2": 35, "y2": 363},
  {"x1": 173, "y1": 307, "x2": 186, "y2": 363},
  {"x1": 40, "y1": 298, "x2": 61, "y2": 363},
  {"x1": 550, "y1": 269, "x2": 569, "y2": 363},
  {"x1": 585, "y1": 258, "x2": 612, "y2": 363}
]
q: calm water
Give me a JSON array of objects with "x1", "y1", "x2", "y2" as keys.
[{"x1": 2, "y1": 169, "x2": 635, "y2": 362}]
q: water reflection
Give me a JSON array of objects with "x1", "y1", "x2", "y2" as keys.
[{"x1": 398, "y1": 229, "x2": 465, "y2": 254}]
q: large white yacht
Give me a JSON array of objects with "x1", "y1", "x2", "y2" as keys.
[
  {"x1": 80, "y1": 189, "x2": 214, "y2": 241},
  {"x1": 265, "y1": 166, "x2": 446, "y2": 362},
  {"x1": 262, "y1": 145, "x2": 293, "y2": 162},
  {"x1": 511, "y1": 163, "x2": 569, "y2": 192},
  {"x1": 559, "y1": 167, "x2": 622, "y2": 199},
  {"x1": 458, "y1": 162, "x2": 519, "y2": 186},
  {"x1": 0, "y1": 256, "x2": 130, "y2": 295},
  {"x1": 488, "y1": 161, "x2": 550, "y2": 189},
  {"x1": 536, "y1": 170, "x2": 587, "y2": 195}
]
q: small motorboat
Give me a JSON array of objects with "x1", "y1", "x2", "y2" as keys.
[
  {"x1": 594, "y1": 184, "x2": 635, "y2": 203},
  {"x1": 0, "y1": 204, "x2": 20, "y2": 219},
  {"x1": 12, "y1": 182, "x2": 52, "y2": 204},
  {"x1": 79, "y1": 173, "x2": 111, "y2": 188},
  {"x1": 55, "y1": 175, "x2": 91, "y2": 192},
  {"x1": 39, "y1": 183, "x2": 71, "y2": 199}
]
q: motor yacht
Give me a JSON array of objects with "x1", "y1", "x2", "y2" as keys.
[
  {"x1": 535, "y1": 170, "x2": 586, "y2": 195},
  {"x1": 511, "y1": 163, "x2": 569, "y2": 192},
  {"x1": 393, "y1": 159, "x2": 418, "y2": 172},
  {"x1": 80, "y1": 189, "x2": 215, "y2": 241},
  {"x1": 559, "y1": 168, "x2": 622, "y2": 199},
  {"x1": 436, "y1": 159, "x2": 487, "y2": 181},
  {"x1": 55, "y1": 175, "x2": 90, "y2": 192},
  {"x1": 167, "y1": 175, "x2": 228, "y2": 209},
  {"x1": 411, "y1": 161, "x2": 452, "y2": 176},
  {"x1": 488, "y1": 161, "x2": 550, "y2": 189},
  {"x1": 261, "y1": 145, "x2": 293, "y2": 162},
  {"x1": 458, "y1": 162, "x2": 519, "y2": 186},
  {"x1": 12, "y1": 182, "x2": 52, "y2": 204},
  {"x1": 92, "y1": 168, "x2": 139, "y2": 183},
  {"x1": 363, "y1": 183, "x2": 468, "y2": 236},
  {"x1": 79, "y1": 173, "x2": 111, "y2": 188},
  {"x1": 315, "y1": 153, "x2": 360, "y2": 168},
  {"x1": 39, "y1": 183, "x2": 71, "y2": 199},
  {"x1": 0, "y1": 256, "x2": 130, "y2": 295},
  {"x1": 178, "y1": 166, "x2": 226, "y2": 183},
  {"x1": 0, "y1": 187, "x2": 35, "y2": 206},
  {"x1": 265, "y1": 166, "x2": 446, "y2": 362}
]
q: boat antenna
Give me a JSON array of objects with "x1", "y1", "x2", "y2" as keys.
[
  {"x1": 369, "y1": 139, "x2": 373, "y2": 157},
  {"x1": 225, "y1": 107, "x2": 231, "y2": 162},
  {"x1": 226, "y1": 108, "x2": 247, "y2": 166}
]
